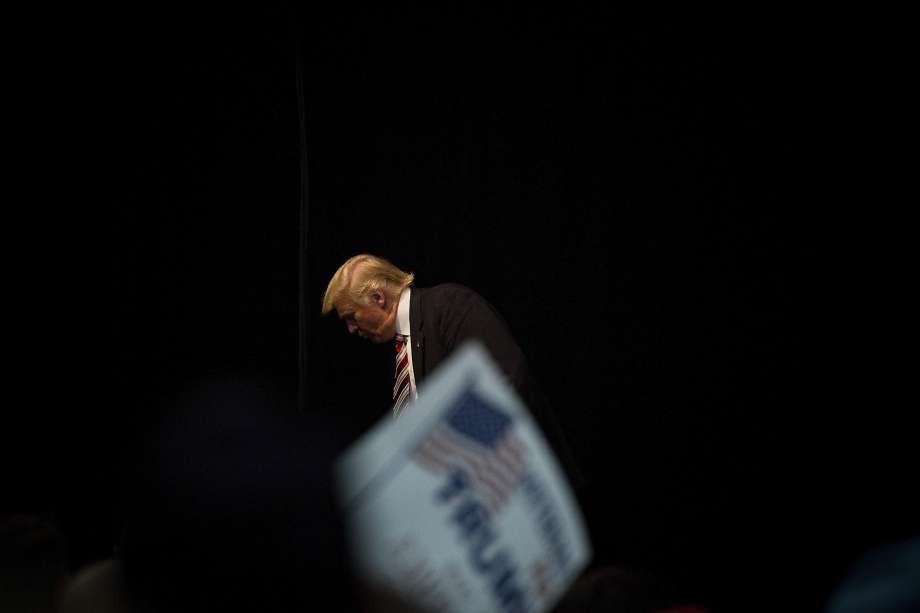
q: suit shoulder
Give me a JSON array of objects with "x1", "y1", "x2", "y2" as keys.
[
  {"x1": 423, "y1": 283, "x2": 491, "y2": 308},
  {"x1": 427, "y1": 283, "x2": 480, "y2": 298}
]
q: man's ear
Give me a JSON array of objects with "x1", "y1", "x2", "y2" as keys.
[{"x1": 372, "y1": 290, "x2": 386, "y2": 308}]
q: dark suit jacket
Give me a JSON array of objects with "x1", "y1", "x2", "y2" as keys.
[{"x1": 406, "y1": 284, "x2": 583, "y2": 488}]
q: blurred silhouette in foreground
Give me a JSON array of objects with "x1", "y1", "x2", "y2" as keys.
[
  {"x1": 0, "y1": 513, "x2": 69, "y2": 613},
  {"x1": 57, "y1": 558, "x2": 429, "y2": 613},
  {"x1": 48, "y1": 372, "x2": 441, "y2": 612},
  {"x1": 105, "y1": 375, "x2": 362, "y2": 612},
  {"x1": 551, "y1": 565, "x2": 710, "y2": 613},
  {"x1": 825, "y1": 535, "x2": 920, "y2": 613}
]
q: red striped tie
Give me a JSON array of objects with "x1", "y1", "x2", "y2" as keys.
[{"x1": 393, "y1": 336, "x2": 412, "y2": 416}]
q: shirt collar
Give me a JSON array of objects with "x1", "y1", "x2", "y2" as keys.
[{"x1": 396, "y1": 286, "x2": 411, "y2": 337}]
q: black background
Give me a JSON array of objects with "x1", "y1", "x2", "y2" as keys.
[{"x1": 17, "y1": 7, "x2": 910, "y2": 612}]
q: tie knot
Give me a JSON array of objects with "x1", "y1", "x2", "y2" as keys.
[{"x1": 395, "y1": 335, "x2": 407, "y2": 353}]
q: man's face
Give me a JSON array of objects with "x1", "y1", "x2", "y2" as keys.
[{"x1": 334, "y1": 293, "x2": 397, "y2": 344}]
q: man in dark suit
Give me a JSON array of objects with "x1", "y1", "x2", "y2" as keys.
[{"x1": 321, "y1": 254, "x2": 582, "y2": 487}]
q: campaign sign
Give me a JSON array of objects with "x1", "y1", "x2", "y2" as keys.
[{"x1": 335, "y1": 341, "x2": 591, "y2": 613}]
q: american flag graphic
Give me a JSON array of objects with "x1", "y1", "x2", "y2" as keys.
[{"x1": 413, "y1": 388, "x2": 528, "y2": 513}]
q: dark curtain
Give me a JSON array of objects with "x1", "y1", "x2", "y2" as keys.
[{"x1": 26, "y1": 7, "x2": 904, "y2": 613}]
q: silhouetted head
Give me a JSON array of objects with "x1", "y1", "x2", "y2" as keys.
[{"x1": 120, "y1": 375, "x2": 355, "y2": 612}]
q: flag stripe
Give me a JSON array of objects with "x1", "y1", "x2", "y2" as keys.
[
  {"x1": 416, "y1": 438, "x2": 502, "y2": 510},
  {"x1": 440, "y1": 426, "x2": 524, "y2": 489},
  {"x1": 426, "y1": 433, "x2": 506, "y2": 508}
]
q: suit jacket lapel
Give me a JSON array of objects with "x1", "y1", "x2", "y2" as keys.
[{"x1": 409, "y1": 286, "x2": 425, "y2": 384}]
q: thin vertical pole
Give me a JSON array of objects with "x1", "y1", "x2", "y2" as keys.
[{"x1": 296, "y1": 37, "x2": 310, "y2": 415}]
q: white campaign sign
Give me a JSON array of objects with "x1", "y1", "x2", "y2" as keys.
[{"x1": 335, "y1": 341, "x2": 591, "y2": 613}]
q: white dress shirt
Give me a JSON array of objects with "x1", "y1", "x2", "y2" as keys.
[{"x1": 395, "y1": 287, "x2": 418, "y2": 400}]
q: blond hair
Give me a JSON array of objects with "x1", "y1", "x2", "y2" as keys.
[{"x1": 322, "y1": 254, "x2": 415, "y2": 314}]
